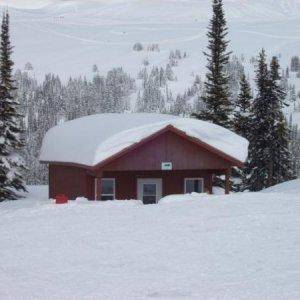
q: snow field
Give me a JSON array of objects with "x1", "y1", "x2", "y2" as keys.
[{"x1": 0, "y1": 183, "x2": 299, "y2": 299}]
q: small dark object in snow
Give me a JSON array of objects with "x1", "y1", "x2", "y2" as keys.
[{"x1": 55, "y1": 194, "x2": 68, "y2": 204}]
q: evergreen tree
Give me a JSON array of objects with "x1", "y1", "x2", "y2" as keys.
[
  {"x1": 233, "y1": 72, "x2": 252, "y2": 139},
  {"x1": 290, "y1": 123, "x2": 300, "y2": 177},
  {"x1": 136, "y1": 75, "x2": 165, "y2": 113},
  {"x1": 165, "y1": 63, "x2": 174, "y2": 81},
  {"x1": 92, "y1": 64, "x2": 98, "y2": 74},
  {"x1": 290, "y1": 56, "x2": 300, "y2": 72},
  {"x1": 247, "y1": 49, "x2": 272, "y2": 191},
  {"x1": 170, "y1": 94, "x2": 191, "y2": 116},
  {"x1": 193, "y1": 0, "x2": 232, "y2": 129},
  {"x1": 247, "y1": 51, "x2": 295, "y2": 191},
  {"x1": 226, "y1": 55, "x2": 245, "y2": 104},
  {"x1": 24, "y1": 62, "x2": 33, "y2": 71},
  {"x1": 0, "y1": 11, "x2": 26, "y2": 200},
  {"x1": 232, "y1": 72, "x2": 252, "y2": 191},
  {"x1": 268, "y1": 57, "x2": 295, "y2": 185}
]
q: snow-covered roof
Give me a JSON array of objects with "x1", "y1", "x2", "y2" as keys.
[{"x1": 40, "y1": 113, "x2": 249, "y2": 167}]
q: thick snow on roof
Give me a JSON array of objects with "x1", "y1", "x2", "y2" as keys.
[{"x1": 40, "y1": 113, "x2": 248, "y2": 166}]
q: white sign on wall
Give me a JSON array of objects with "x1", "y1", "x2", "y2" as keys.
[{"x1": 161, "y1": 162, "x2": 173, "y2": 170}]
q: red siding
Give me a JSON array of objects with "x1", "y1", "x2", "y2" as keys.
[
  {"x1": 48, "y1": 129, "x2": 233, "y2": 200},
  {"x1": 102, "y1": 131, "x2": 231, "y2": 172},
  {"x1": 49, "y1": 165, "x2": 94, "y2": 200},
  {"x1": 103, "y1": 170, "x2": 212, "y2": 200}
]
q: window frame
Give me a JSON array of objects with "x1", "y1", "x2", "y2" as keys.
[
  {"x1": 101, "y1": 178, "x2": 116, "y2": 200},
  {"x1": 184, "y1": 178, "x2": 204, "y2": 194}
]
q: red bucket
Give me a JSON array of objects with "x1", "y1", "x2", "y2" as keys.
[{"x1": 55, "y1": 194, "x2": 68, "y2": 204}]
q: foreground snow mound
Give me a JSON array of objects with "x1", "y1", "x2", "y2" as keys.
[
  {"x1": 40, "y1": 113, "x2": 248, "y2": 166},
  {"x1": 0, "y1": 185, "x2": 299, "y2": 299},
  {"x1": 262, "y1": 179, "x2": 300, "y2": 194},
  {"x1": 159, "y1": 192, "x2": 208, "y2": 204}
]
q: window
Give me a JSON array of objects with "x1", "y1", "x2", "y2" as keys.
[
  {"x1": 184, "y1": 178, "x2": 204, "y2": 194},
  {"x1": 101, "y1": 178, "x2": 115, "y2": 200},
  {"x1": 143, "y1": 183, "x2": 157, "y2": 204}
]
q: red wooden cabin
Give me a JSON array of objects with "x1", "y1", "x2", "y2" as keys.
[{"x1": 40, "y1": 113, "x2": 248, "y2": 204}]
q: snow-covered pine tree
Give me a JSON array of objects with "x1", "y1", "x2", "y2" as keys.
[
  {"x1": 285, "y1": 67, "x2": 289, "y2": 78},
  {"x1": 289, "y1": 85, "x2": 297, "y2": 109},
  {"x1": 290, "y1": 123, "x2": 300, "y2": 177},
  {"x1": 193, "y1": 0, "x2": 232, "y2": 129},
  {"x1": 92, "y1": 64, "x2": 99, "y2": 74},
  {"x1": 169, "y1": 94, "x2": 191, "y2": 116},
  {"x1": 232, "y1": 72, "x2": 252, "y2": 191},
  {"x1": 233, "y1": 72, "x2": 252, "y2": 139},
  {"x1": 0, "y1": 11, "x2": 26, "y2": 200},
  {"x1": 247, "y1": 51, "x2": 295, "y2": 191},
  {"x1": 136, "y1": 74, "x2": 165, "y2": 113},
  {"x1": 165, "y1": 64, "x2": 174, "y2": 81},
  {"x1": 247, "y1": 49, "x2": 272, "y2": 191},
  {"x1": 24, "y1": 62, "x2": 33, "y2": 71},
  {"x1": 226, "y1": 55, "x2": 244, "y2": 104},
  {"x1": 290, "y1": 56, "x2": 300, "y2": 72},
  {"x1": 268, "y1": 56, "x2": 295, "y2": 185}
]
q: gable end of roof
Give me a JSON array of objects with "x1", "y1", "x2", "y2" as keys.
[{"x1": 94, "y1": 124, "x2": 245, "y2": 169}]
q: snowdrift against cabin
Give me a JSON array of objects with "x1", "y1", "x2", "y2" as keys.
[{"x1": 40, "y1": 113, "x2": 249, "y2": 167}]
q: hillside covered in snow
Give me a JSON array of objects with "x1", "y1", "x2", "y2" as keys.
[
  {"x1": 0, "y1": 181, "x2": 299, "y2": 299},
  {"x1": 4, "y1": 0, "x2": 300, "y2": 82},
  {"x1": 3, "y1": 0, "x2": 300, "y2": 119}
]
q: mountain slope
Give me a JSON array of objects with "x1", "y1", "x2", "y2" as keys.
[
  {"x1": 4, "y1": 0, "x2": 300, "y2": 79},
  {"x1": 1, "y1": 0, "x2": 300, "y2": 110},
  {"x1": 40, "y1": 0, "x2": 300, "y2": 24}
]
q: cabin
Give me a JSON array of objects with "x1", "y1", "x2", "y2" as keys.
[{"x1": 40, "y1": 113, "x2": 248, "y2": 204}]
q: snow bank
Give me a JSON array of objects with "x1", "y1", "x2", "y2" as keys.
[
  {"x1": 40, "y1": 113, "x2": 248, "y2": 166},
  {"x1": 0, "y1": 185, "x2": 299, "y2": 299},
  {"x1": 159, "y1": 192, "x2": 208, "y2": 204},
  {"x1": 262, "y1": 179, "x2": 300, "y2": 194}
]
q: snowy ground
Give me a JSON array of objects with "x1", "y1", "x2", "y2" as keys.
[{"x1": 0, "y1": 182, "x2": 299, "y2": 299}]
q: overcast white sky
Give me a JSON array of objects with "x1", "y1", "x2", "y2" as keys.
[{"x1": 1, "y1": 0, "x2": 53, "y2": 8}]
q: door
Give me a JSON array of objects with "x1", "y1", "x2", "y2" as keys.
[{"x1": 137, "y1": 178, "x2": 162, "y2": 204}]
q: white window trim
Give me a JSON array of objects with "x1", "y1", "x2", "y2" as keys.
[
  {"x1": 184, "y1": 178, "x2": 204, "y2": 194},
  {"x1": 101, "y1": 178, "x2": 116, "y2": 200},
  {"x1": 137, "y1": 178, "x2": 163, "y2": 203},
  {"x1": 94, "y1": 178, "x2": 98, "y2": 200}
]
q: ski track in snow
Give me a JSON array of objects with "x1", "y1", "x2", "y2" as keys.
[
  {"x1": 21, "y1": 20, "x2": 206, "y2": 46},
  {"x1": 237, "y1": 30, "x2": 300, "y2": 40},
  {"x1": 21, "y1": 21, "x2": 126, "y2": 45}
]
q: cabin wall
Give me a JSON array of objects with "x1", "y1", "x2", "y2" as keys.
[
  {"x1": 103, "y1": 131, "x2": 231, "y2": 172},
  {"x1": 103, "y1": 170, "x2": 213, "y2": 200},
  {"x1": 48, "y1": 130, "x2": 233, "y2": 200},
  {"x1": 49, "y1": 164, "x2": 93, "y2": 200}
]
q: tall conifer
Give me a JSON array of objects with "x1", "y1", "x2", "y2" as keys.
[
  {"x1": 232, "y1": 72, "x2": 252, "y2": 191},
  {"x1": 247, "y1": 51, "x2": 295, "y2": 191},
  {"x1": 268, "y1": 57, "x2": 295, "y2": 185},
  {"x1": 247, "y1": 49, "x2": 271, "y2": 191},
  {"x1": 233, "y1": 72, "x2": 252, "y2": 139},
  {"x1": 193, "y1": 0, "x2": 232, "y2": 128},
  {"x1": 0, "y1": 11, "x2": 26, "y2": 201}
]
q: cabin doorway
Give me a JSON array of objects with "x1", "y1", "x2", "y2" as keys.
[{"x1": 137, "y1": 178, "x2": 162, "y2": 204}]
